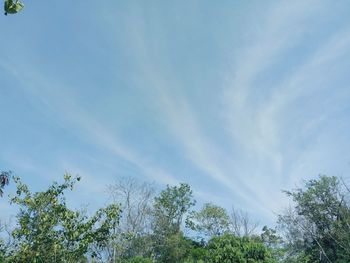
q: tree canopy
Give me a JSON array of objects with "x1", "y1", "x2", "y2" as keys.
[
  {"x1": 278, "y1": 175, "x2": 350, "y2": 262},
  {"x1": 0, "y1": 171, "x2": 10, "y2": 197},
  {"x1": 4, "y1": 0, "x2": 24, "y2": 15},
  {"x1": 1, "y1": 173, "x2": 349, "y2": 262}
]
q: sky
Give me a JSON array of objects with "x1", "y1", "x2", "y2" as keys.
[{"x1": 1, "y1": 0, "x2": 350, "y2": 226}]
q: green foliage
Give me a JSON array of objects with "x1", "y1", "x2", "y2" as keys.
[
  {"x1": 4, "y1": 172, "x2": 349, "y2": 262},
  {"x1": 4, "y1": 0, "x2": 24, "y2": 15},
  {"x1": 153, "y1": 183, "x2": 195, "y2": 235},
  {"x1": 4, "y1": 174, "x2": 121, "y2": 262},
  {"x1": 0, "y1": 171, "x2": 10, "y2": 197},
  {"x1": 281, "y1": 252, "x2": 311, "y2": 263},
  {"x1": 0, "y1": 239, "x2": 5, "y2": 262},
  {"x1": 260, "y1": 226, "x2": 284, "y2": 260},
  {"x1": 158, "y1": 232, "x2": 192, "y2": 263},
  {"x1": 122, "y1": 256, "x2": 154, "y2": 263},
  {"x1": 206, "y1": 234, "x2": 276, "y2": 263},
  {"x1": 183, "y1": 239, "x2": 207, "y2": 263},
  {"x1": 91, "y1": 203, "x2": 121, "y2": 261},
  {"x1": 152, "y1": 183, "x2": 195, "y2": 262},
  {"x1": 188, "y1": 203, "x2": 230, "y2": 238},
  {"x1": 279, "y1": 175, "x2": 350, "y2": 262}
]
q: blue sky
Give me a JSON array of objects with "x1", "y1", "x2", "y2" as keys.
[{"x1": 1, "y1": 0, "x2": 350, "y2": 226}]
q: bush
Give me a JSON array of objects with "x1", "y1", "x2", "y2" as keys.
[{"x1": 206, "y1": 234, "x2": 276, "y2": 263}]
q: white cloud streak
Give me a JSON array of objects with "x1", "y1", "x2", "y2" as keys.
[
  {"x1": 114, "y1": 7, "x2": 270, "y2": 214},
  {"x1": 223, "y1": 0, "x2": 350, "y2": 213},
  {"x1": 1, "y1": 61, "x2": 179, "y2": 187},
  {"x1": 3, "y1": 0, "x2": 349, "y2": 222}
]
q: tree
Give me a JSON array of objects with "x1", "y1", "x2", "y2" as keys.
[
  {"x1": 156, "y1": 232, "x2": 194, "y2": 263},
  {"x1": 152, "y1": 183, "x2": 195, "y2": 262},
  {"x1": 0, "y1": 223, "x2": 5, "y2": 262},
  {"x1": 278, "y1": 175, "x2": 350, "y2": 262},
  {"x1": 4, "y1": 0, "x2": 24, "y2": 15},
  {"x1": 108, "y1": 177, "x2": 154, "y2": 235},
  {"x1": 260, "y1": 226, "x2": 284, "y2": 261},
  {"x1": 188, "y1": 203, "x2": 230, "y2": 238},
  {"x1": 206, "y1": 234, "x2": 276, "y2": 263},
  {"x1": 5, "y1": 174, "x2": 121, "y2": 262},
  {"x1": 90, "y1": 203, "x2": 122, "y2": 262},
  {"x1": 107, "y1": 177, "x2": 155, "y2": 260},
  {"x1": 229, "y1": 207, "x2": 259, "y2": 237},
  {"x1": 122, "y1": 256, "x2": 153, "y2": 263},
  {"x1": 0, "y1": 219, "x2": 15, "y2": 262},
  {"x1": 153, "y1": 183, "x2": 195, "y2": 236},
  {"x1": 0, "y1": 171, "x2": 11, "y2": 197},
  {"x1": 0, "y1": 239, "x2": 5, "y2": 263}
]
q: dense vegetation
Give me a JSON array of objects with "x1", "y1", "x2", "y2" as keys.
[{"x1": 1, "y1": 171, "x2": 349, "y2": 262}]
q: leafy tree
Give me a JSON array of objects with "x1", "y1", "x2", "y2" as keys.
[
  {"x1": 0, "y1": 238, "x2": 5, "y2": 262},
  {"x1": 4, "y1": 174, "x2": 121, "y2": 262},
  {"x1": 183, "y1": 239, "x2": 207, "y2": 263},
  {"x1": 157, "y1": 232, "x2": 194, "y2": 263},
  {"x1": 153, "y1": 183, "x2": 195, "y2": 236},
  {"x1": 90, "y1": 203, "x2": 122, "y2": 262},
  {"x1": 206, "y1": 234, "x2": 276, "y2": 263},
  {"x1": 188, "y1": 203, "x2": 230, "y2": 238},
  {"x1": 278, "y1": 175, "x2": 350, "y2": 262},
  {"x1": 10, "y1": 172, "x2": 350, "y2": 262},
  {"x1": 260, "y1": 226, "x2": 284, "y2": 261},
  {"x1": 152, "y1": 183, "x2": 195, "y2": 262},
  {"x1": 0, "y1": 171, "x2": 11, "y2": 197},
  {"x1": 4, "y1": 0, "x2": 24, "y2": 15},
  {"x1": 122, "y1": 256, "x2": 153, "y2": 263}
]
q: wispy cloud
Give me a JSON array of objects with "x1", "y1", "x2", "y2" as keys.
[
  {"x1": 221, "y1": 0, "x2": 350, "y2": 213},
  {"x1": 224, "y1": 0, "x2": 322, "y2": 161},
  {"x1": 1, "y1": 61, "x2": 179, "y2": 188},
  {"x1": 109, "y1": 8, "x2": 272, "y2": 214},
  {"x1": 2, "y1": 0, "x2": 350, "y2": 224}
]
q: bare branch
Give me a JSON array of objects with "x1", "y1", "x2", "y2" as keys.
[{"x1": 229, "y1": 207, "x2": 258, "y2": 237}]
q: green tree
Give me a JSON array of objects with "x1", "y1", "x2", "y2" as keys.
[
  {"x1": 5, "y1": 174, "x2": 121, "y2": 263},
  {"x1": 4, "y1": 0, "x2": 24, "y2": 15},
  {"x1": 206, "y1": 234, "x2": 276, "y2": 263},
  {"x1": 91, "y1": 203, "x2": 122, "y2": 262},
  {"x1": 183, "y1": 239, "x2": 207, "y2": 263},
  {"x1": 122, "y1": 256, "x2": 154, "y2": 263},
  {"x1": 260, "y1": 226, "x2": 284, "y2": 261},
  {"x1": 278, "y1": 175, "x2": 350, "y2": 262},
  {"x1": 0, "y1": 238, "x2": 5, "y2": 262},
  {"x1": 152, "y1": 183, "x2": 195, "y2": 262},
  {"x1": 0, "y1": 171, "x2": 10, "y2": 197},
  {"x1": 157, "y1": 232, "x2": 193, "y2": 263},
  {"x1": 188, "y1": 203, "x2": 230, "y2": 238},
  {"x1": 153, "y1": 183, "x2": 195, "y2": 235}
]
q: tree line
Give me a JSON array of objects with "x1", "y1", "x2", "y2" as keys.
[{"x1": 1, "y1": 170, "x2": 350, "y2": 262}]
